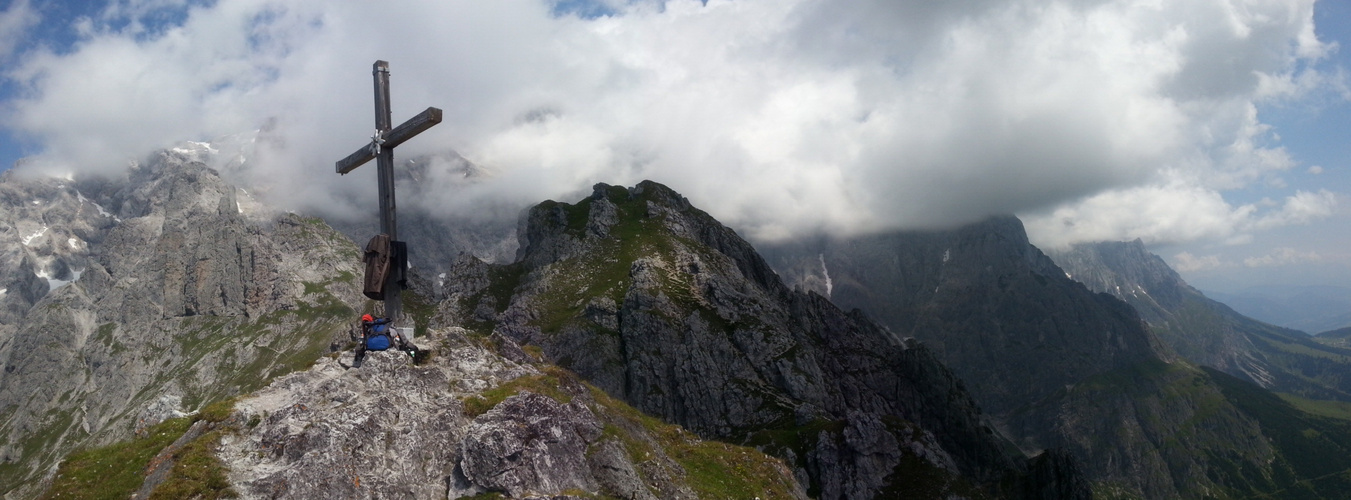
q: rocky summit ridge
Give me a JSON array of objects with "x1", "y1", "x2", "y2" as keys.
[
  {"x1": 216, "y1": 326, "x2": 807, "y2": 499},
  {"x1": 432, "y1": 181, "x2": 1088, "y2": 499}
]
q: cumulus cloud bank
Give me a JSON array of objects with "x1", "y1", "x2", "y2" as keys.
[
  {"x1": 0, "y1": 0, "x2": 1342, "y2": 245},
  {"x1": 0, "y1": 0, "x2": 39, "y2": 62}
]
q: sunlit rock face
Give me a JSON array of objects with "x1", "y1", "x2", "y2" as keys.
[
  {"x1": 0, "y1": 152, "x2": 363, "y2": 497},
  {"x1": 217, "y1": 328, "x2": 807, "y2": 500}
]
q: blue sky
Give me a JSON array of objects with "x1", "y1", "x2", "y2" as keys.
[{"x1": 1, "y1": 0, "x2": 1348, "y2": 292}]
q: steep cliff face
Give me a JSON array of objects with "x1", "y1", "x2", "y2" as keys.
[
  {"x1": 1047, "y1": 240, "x2": 1351, "y2": 400},
  {"x1": 435, "y1": 182, "x2": 1089, "y2": 499},
  {"x1": 761, "y1": 223, "x2": 1351, "y2": 499},
  {"x1": 0, "y1": 152, "x2": 363, "y2": 497},
  {"x1": 765, "y1": 218, "x2": 1167, "y2": 418}
]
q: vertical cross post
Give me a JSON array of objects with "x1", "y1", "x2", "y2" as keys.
[
  {"x1": 336, "y1": 60, "x2": 442, "y2": 326},
  {"x1": 372, "y1": 61, "x2": 401, "y2": 321}
]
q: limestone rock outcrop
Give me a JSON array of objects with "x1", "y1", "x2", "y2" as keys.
[
  {"x1": 0, "y1": 152, "x2": 363, "y2": 496},
  {"x1": 218, "y1": 328, "x2": 805, "y2": 499}
]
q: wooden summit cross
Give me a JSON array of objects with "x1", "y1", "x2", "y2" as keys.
[{"x1": 336, "y1": 60, "x2": 442, "y2": 323}]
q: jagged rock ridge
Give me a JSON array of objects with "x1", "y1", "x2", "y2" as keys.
[{"x1": 435, "y1": 181, "x2": 1090, "y2": 499}]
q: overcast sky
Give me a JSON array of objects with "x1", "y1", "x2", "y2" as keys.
[{"x1": 1, "y1": 0, "x2": 1348, "y2": 292}]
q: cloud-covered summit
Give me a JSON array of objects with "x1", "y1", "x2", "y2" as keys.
[{"x1": 0, "y1": 0, "x2": 1342, "y2": 247}]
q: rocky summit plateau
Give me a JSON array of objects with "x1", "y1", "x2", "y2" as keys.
[{"x1": 2, "y1": 151, "x2": 1350, "y2": 499}]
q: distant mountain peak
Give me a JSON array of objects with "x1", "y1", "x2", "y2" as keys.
[{"x1": 1049, "y1": 240, "x2": 1351, "y2": 400}]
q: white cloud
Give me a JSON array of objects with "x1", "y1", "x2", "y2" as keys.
[
  {"x1": 0, "y1": 0, "x2": 1342, "y2": 244},
  {"x1": 1309, "y1": 165, "x2": 1324, "y2": 174},
  {"x1": 1244, "y1": 247, "x2": 1321, "y2": 267},
  {"x1": 1173, "y1": 252, "x2": 1225, "y2": 272},
  {"x1": 1253, "y1": 189, "x2": 1337, "y2": 228},
  {"x1": 1024, "y1": 185, "x2": 1337, "y2": 248},
  {"x1": 0, "y1": 0, "x2": 40, "y2": 62},
  {"x1": 1024, "y1": 182, "x2": 1251, "y2": 249}
]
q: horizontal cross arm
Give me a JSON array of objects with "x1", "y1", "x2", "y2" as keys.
[
  {"x1": 384, "y1": 107, "x2": 443, "y2": 151},
  {"x1": 335, "y1": 145, "x2": 375, "y2": 175},
  {"x1": 335, "y1": 107, "x2": 443, "y2": 175}
]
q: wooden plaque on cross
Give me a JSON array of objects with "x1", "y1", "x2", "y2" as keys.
[{"x1": 336, "y1": 60, "x2": 442, "y2": 323}]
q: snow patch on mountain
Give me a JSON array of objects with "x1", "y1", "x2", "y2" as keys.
[
  {"x1": 34, "y1": 267, "x2": 75, "y2": 291},
  {"x1": 77, "y1": 190, "x2": 119, "y2": 221},
  {"x1": 21, "y1": 226, "x2": 48, "y2": 246}
]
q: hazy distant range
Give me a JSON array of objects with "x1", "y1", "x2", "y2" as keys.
[{"x1": 1204, "y1": 285, "x2": 1351, "y2": 335}]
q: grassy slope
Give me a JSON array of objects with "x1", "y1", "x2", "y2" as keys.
[
  {"x1": 42, "y1": 399, "x2": 239, "y2": 500},
  {"x1": 1203, "y1": 367, "x2": 1351, "y2": 499},
  {"x1": 1006, "y1": 358, "x2": 1351, "y2": 499}
]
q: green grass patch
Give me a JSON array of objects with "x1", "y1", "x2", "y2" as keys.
[
  {"x1": 42, "y1": 417, "x2": 194, "y2": 500},
  {"x1": 92, "y1": 323, "x2": 128, "y2": 354},
  {"x1": 461, "y1": 367, "x2": 576, "y2": 418},
  {"x1": 1278, "y1": 393, "x2": 1351, "y2": 421},
  {"x1": 147, "y1": 430, "x2": 236, "y2": 500},
  {"x1": 522, "y1": 344, "x2": 545, "y2": 362},
  {"x1": 44, "y1": 401, "x2": 240, "y2": 500},
  {"x1": 673, "y1": 438, "x2": 797, "y2": 499},
  {"x1": 7, "y1": 407, "x2": 82, "y2": 488},
  {"x1": 402, "y1": 289, "x2": 436, "y2": 339},
  {"x1": 175, "y1": 294, "x2": 348, "y2": 409},
  {"x1": 453, "y1": 492, "x2": 506, "y2": 500},
  {"x1": 1206, "y1": 367, "x2": 1351, "y2": 498},
  {"x1": 196, "y1": 398, "x2": 237, "y2": 424},
  {"x1": 486, "y1": 262, "x2": 528, "y2": 312},
  {"x1": 584, "y1": 381, "x2": 800, "y2": 499},
  {"x1": 742, "y1": 418, "x2": 843, "y2": 469},
  {"x1": 1263, "y1": 337, "x2": 1351, "y2": 363},
  {"x1": 302, "y1": 281, "x2": 325, "y2": 296},
  {"x1": 526, "y1": 188, "x2": 683, "y2": 336}
]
